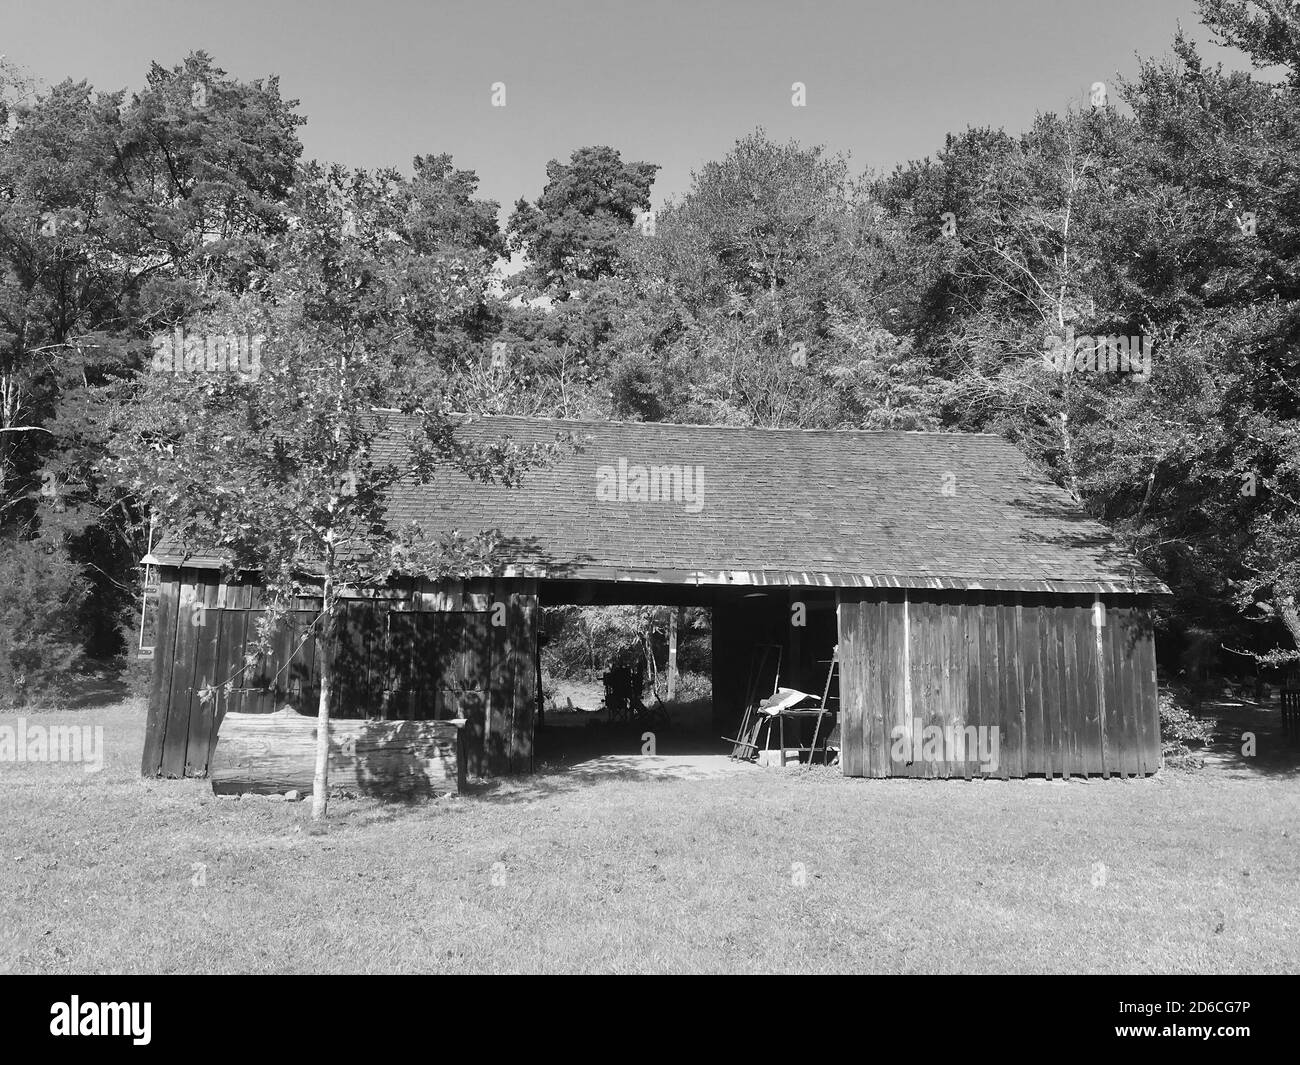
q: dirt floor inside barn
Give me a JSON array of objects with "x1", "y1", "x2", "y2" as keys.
[{"x1": 1, "y1": 697, "x2": 1297, "y2": 974}]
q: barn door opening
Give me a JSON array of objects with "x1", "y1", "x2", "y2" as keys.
[{"x1": 533, "y1": 602, "x2": 715, "y2": 763}]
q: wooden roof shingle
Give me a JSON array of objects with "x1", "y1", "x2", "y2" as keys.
[{"x1": 152, "y1": 414, "x2": 1169, "y2": 594}]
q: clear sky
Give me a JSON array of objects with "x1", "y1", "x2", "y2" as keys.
[{"x1": 0, "y1": 0, "x2": 1257, "y2": 218}]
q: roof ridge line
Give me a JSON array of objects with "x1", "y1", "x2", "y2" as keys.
[{"x1": 371, "y1": 409, "x2": 1007, "y2": 438}]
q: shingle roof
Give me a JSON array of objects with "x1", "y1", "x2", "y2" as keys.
[{"x1": 151, "y1": 414, "x2": 1168, "y2": 594}]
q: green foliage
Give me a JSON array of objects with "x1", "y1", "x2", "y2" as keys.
[
  {"x1": 507, "y1": 146, "x2": 658, "y2": 294},
  {"x1": 611, "y1": 130, "x2": 932, "y2": 428},
  {"x1": 1, "y1": 50, "x2": 307, "y2": 660},
  {"x1": 863, "y1": 1, "x2": 1300, "y2": 667},
  {"x1": 104, "y1": 160, "x2": 559, "y2": 604},
  {"x1": 1158, "y1": 690, "x2": 1217, "y2": 770},
  {"x1": 541, "y1": 606, "x2": 709, "y2": 685},
  {"x1": 0, "y1": 539, "x2": 88, "y2": 707},
  {"x1": 6, "y1": 0, "x2": 1300, "y2": 689}
]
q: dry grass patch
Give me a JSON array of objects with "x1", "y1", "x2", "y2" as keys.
[{"x1": 1, "y1": 702, "x2": 1296, "y2": 973}]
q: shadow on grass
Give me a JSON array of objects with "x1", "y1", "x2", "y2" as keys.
[
  {"x1": 1191, "y1": 699, "x2": 1300, "y2": 780},
  {"x1": 462, "y1": 756, "x2": 746, "y2": 806}
]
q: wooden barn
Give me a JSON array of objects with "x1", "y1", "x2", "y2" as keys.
[{"x1": 141, "y1": 415, "x2": 1168, "y2": 783}]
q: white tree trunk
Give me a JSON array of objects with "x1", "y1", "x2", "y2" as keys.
[
  {"x1": 1277, "y1": 595, "x2": 1300, "y2": 662},
  {"x1": 311, "y1": 573, "x2": 335, "y2": 820},
  {"x1": 667, "y1": 608, "x2": 679, "y2": 701}
]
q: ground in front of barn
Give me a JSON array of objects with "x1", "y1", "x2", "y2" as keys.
[{"x1": 1, "y1": 699, "x2": 1296, "y2": 974}]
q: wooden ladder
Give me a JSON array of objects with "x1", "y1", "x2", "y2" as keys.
[{"x1": 806, "y1": 647, "x2": 840, "y2": 767}]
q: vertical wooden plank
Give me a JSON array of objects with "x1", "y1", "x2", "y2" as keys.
[
  {"x1": 244, "y1": 582, "x2": 275, "y2": 716},
  {"x1": 946, "y1": 596, "x2": 966, "y2": 780},
  {"x1": 906, "y1": 596, "x2": 930, "y2": 779},
  {"x1": 141, "y1": 572, "x2": 181, "y2": 776},
  {"x1": 977, "y1": 594, "x2": 1000, "y2": 780},
  {"x1": 1058, "y1": 601, "x2": 1074, "y2": 776},
  {"x1": 297, "y1": 608, "x2": 320, "y2": 722},
  {"x1": 499, "y1": 581, "x2": 518, "y2": 774},
  {"x1": 1080, "y1": 596, "x2": 1102, "y2": 775},
  {"x1": 1019, "y1": 594, "x2": 1044, "y2": 775},
  {"x1": 866, "y1": 598, "x2": 888, "y2": 778},
  {"x1": 936, "y1": 597, "x2": 955, "y2": 779},
  {"x1": 271, "y1": 605, "x2": 296, "y2": 709},
  {"x1": 329, "y1": 600, "x2": 351, "y2": 719},
  {"x1": 836, "y1": 597, "x2": 863, "y2": 777},
  {"x1": 1121, "y1": 605, "x2": 1145, "y2": 776},
  {"x1": 1076, "y1": 596, "x2": 1096, "y2": 775},
  {"x1": 290, "y1": 608, "x2": 315, "y2": 712},
  {"x1": 1073, "y1": 597, "x2": 1101, "y2": 775},
  {"x1": 1014, "y1": 595, "x2": 1028, "y2": 778},
  {"x1": 1042, "y1": 601, "x2": 1062, "y2": 779},
  {"x1": 924, "y1": 596, "x2": 944, "y2": 779},
  {"x1": 461, "y1": 612, "x2": 490, "y2": 773},
  {"x1": 841, "y1": 598, "x2": 862, "y2": 777},
  {"x1": 900, "y1": 594, "x2": 915, "y2": 778},
  {"x1": 386, "y1": 609, "x2": 411, "y2": 720},
  {"x1": 369, "y1": 602, "x2": 388, "y2": 719},
  {"x1": 205, "y1": 600, "x2": 233, "y2": 769},
  {"x1": 209, "y1": 585, "x2": 247, "y2": 764},
  {"x1": 929, "y1": 597, "x2": 945, "y2": 778},
  {"x1": 184, "y1": 579, "x2": 222, "y2": 776},
  {"x1": 1063, "y1": 599, "x2": 1084, "y2": 777},
  {"x1": 1093, "y1": 598, "x2": 1112, "y2": 777},
  {"x1": 893, "y1": 590, "x2": 912, "y2": 778},
  {"x1": 871, "y1": 597, "x2": 888, "y2": 776},
  {"x1": 1100, "y1": 601, "x2": 1125, "y2": 776},
  {"x1": 950, "y1": 596, "x2": 971, "y2": 779},
  {"x1": 338, "y1": 600, "x2": 368, "y2": 719},
  {"x1": 211, "y1": 584, "x2": 235, "y2": 725},
  {"x1": 161, "y1": 572, "x2": 204, "y2": 776},
  {"x1": 1063, "y1": 600, "x2": 1079, "y2": 777},
  {"x1": 226, "y1": 583, "x2": 253, "y2": 716},
  {"x1": 1124, "y1": 610, "x2": 1143, "y2": 775},
  {"x1": 998, "y1": 595, "x2": 1023, "y2": 779},
  {"x1": 967, "y1": 590, "x2": 982, "y2": 775},
  {"x1": 487, "y1": 600, "x2": 511, "y2": 775},
  {"x1": 987, "y1": 596, "x2": 1003, "y2": 779},
  {"x1": 1131, "y1": 604, "x2": 1160, "y2": 774},
  {"x1": 925, "y1": 596, "x2": 944, "y2": 779},
  {"x1": 837, "y1": 603, "x2": 857, "y2": 780},
  {"x1": 926, "y1": 597, "x2": 944, "y2": 779},
  {"x1": 510, "y1": 590, "x2": 538, "y2": 773}
]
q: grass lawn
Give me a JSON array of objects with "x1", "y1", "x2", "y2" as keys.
[{"x1": 2, "y1": 699, "x2": 1297, "y2": 974}]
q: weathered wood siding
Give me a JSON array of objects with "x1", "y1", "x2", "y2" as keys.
[
  {"x1": 142, "y1": 569, "x2": 537, "y2": 780},
  {"x1": 836, "y1": 590, "x2": 1160, "y2": 778}
]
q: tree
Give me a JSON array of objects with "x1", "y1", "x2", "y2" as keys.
[
  {"x1": 108, "y1": 164, "x2": 562, "y2": 818},
  {"x1": 869, "y1": 1, "x2": 1300, "y2": 671},
  {"x1": 0, "y1": 539, "x2": 88, "y2": 707},
  {"x1": 506, "y1": 146, "x2": 658, "y2": 295},
  {"x1": 611, "y1": 131, "x2": 931, "y2": 428},
  {"x1": 1, "y1": 51, "x2": 305, "y2": 657}
]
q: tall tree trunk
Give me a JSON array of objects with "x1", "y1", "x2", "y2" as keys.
[
  {"x1": 1057, "y1": 412, "x2": 1083, "y2": 502},
  {"x1": 644, "y1": 633, "x2": 657, "y2": 699},
  {"x1": 667, "y1": 607, "x2": 679, "y2": 701},
  {"x1": 1277, "y1": 594, "x2": 1300, "y2": 666},
  {"x1": 311, "y1": 571, "x2": 335, "y2": 820}
]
